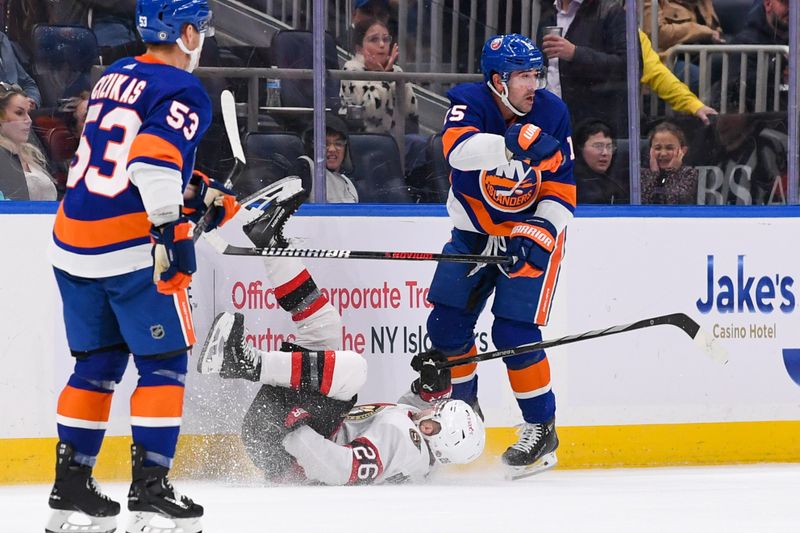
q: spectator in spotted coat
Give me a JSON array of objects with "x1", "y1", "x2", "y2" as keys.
[{"x1": 341, "y1": 17, "x2": 419, "y2": 135}]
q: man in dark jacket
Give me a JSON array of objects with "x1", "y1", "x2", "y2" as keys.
[
  {"x1": 537, "y1": 0, "x2": 628, "y2": 136},
  {"x1": 714, "y1": 0, "x2": 788, "y2": 112}
]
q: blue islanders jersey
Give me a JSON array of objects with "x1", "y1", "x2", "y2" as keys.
[
  {"x1": 50, "y1": 54, "x2": 212, "y2": 278},
  {"x1": 441, "y1": 82, "x2": 575, "y2": 236}
]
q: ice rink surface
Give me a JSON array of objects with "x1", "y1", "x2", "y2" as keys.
[{"x1": 3, "y1": 463, "x2": 798, "y2": 532}]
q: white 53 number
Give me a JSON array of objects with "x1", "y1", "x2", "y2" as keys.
[
  {"x1": 68, "y1": 103, "x2": 141, "y2": 197},
  {"x1": 445, "y1": 104, "x2": 467, "y2": 123},
  {"x1": 167, "y1": 100, "x2": 200, "y2": 140}
]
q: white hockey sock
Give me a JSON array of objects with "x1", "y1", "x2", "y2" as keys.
[
  {"x1": 257, "y1": 349, "x2": 367, "y2": 400},
  {"x1": 262, "y1": 257, "x2": 341, "y2": 350}
]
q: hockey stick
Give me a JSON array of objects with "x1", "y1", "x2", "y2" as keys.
[
  {"x1": 193, "y1": 89, "x2": 246, "y2": 240},
  {"x1": 207, "y1": 241, "x2": 511, "y2": 264},
  {"x1": 435, "y1": 312, "x2": 729, "y2": 369}
]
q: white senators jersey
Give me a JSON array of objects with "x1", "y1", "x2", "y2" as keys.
[{"x1": 282, "y1": 403, "x2": 434, "y2": 485}]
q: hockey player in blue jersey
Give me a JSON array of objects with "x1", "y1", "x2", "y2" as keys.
[
  {"x1": 401, "y1": 34, "x2": 576, "y2": 479},
  {"x1": 45, "y1": 1, "x2": 239, "y2": 532}
]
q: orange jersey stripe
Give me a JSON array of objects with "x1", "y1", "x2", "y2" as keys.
[
  {"x1": 54, "y1": 204, "x2": 151, "y2": 248},
  {"x1": 462, "y1": 193, "x2": 518, "y2": 236},
  {"x1": 129, "y1": 133, "x2": 183, "y2": 168},
  {"x1": 130, "y1": 385, "x2": 185, "y2": 418},
  {"x1": 448, "y1": 346, "x2": 478, "y2": 380},
  {"x1": 57, "y1": 386, "x2": 113, "y2": 422},
  {"x1": 507, "y1": 357, "x2": 551, "y2": 394},
  {"x1": 442, "y1": 126, "x2": 479, "y2": 158},
  {"x1": 535, "y1": 231, "x2": 566, "y2": 325},
  {"x1": 538, "y1": 181, "x2": 577, "y2": 208}
]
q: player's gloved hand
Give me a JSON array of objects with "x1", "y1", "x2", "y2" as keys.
[
  {"x1": 150, "y1": 217, "x2": 196, "y2": 294},
  {"x1": 284, "y1": 406, "x2": 311, "y2": 430},
  {"x1": 183, "y1": 170, "x2": 241, "y2": 232},
  {"x1": 504, "y1": 123, "x2": 563, "y2": 173},
  {"x1": 503, "y1": 216, "x2": 557, "y2": 279},
  {"x1": 410, "y1": 349, "x2": 452, "y2": 402}
]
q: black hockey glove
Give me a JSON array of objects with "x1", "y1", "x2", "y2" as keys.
[{"x1": 410, "y1": 349, "x2": 452, "y2": 402}]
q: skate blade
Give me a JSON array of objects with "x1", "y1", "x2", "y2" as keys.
[
  {"x1": 197, "y1": 312, "x2": 234, "y2": 374},
  {"x1": 127, "y1": 511, "x2": 202, "y2": 533},
  {"x1": 46, "y1": 509, "x2": 117, "y2": 533},
  {"x1": 505, "y1": 451, "x2": 558, "y2": 481}
]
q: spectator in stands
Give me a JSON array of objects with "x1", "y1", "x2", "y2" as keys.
[
  {"x1": 639, "y1": 30, "x2": 717, "y2": 125},
  {"x1": 352, "y1": 0, "x2": 391, "y2": 25},
  {"x1": 573, "y1": 119, "x2": 629, "y2": 204},
  {"x1": 538, "y1": 0, "x2": 627, "y2": 136},
  {"x1": 641, "y1": 121, "x2": 698, "y2": 204},
  {"x1": 292, "y1": 113, "x2": 359, "y2": 203},
  {"x1": 0, "y1": 30, "x2": 41, "y2": 109},
  {"x1": 61, "y1": 91, "x2": 89, "y2": 136},
  {"x1": 714, "y1": 0, "x2": 788, "y2": 111},
  {"x1": 642, "y1": 0, "x2": 725, "y2": 91},
  {"x1": 0, "y1": 82, "x2": 56, "y2": 200},
  {"x1": 342, "y1": 16, "x2": 428, "y2": 184},
  {"x1": 341, "y1": 17, "x2": 419, "y2": 135}
]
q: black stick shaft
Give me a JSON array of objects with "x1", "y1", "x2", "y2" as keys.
[
  {"x1": 437, "y1": 313, "x2": 701, "y2": 369},
  {"x1": 222, "y1": 245, "x2": 510, "y2": 264}
]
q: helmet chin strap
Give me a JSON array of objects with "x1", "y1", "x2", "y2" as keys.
[
  {"x1": 176, "y1": 32, "x2": 205, "y2": 73},
  {"x1": 487, "y1": 80, "x2": 526, "y2": 117}
]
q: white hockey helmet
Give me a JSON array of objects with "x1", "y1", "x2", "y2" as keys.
[{"x1": 416, "y1": 399, "x2": 485, "y2": 465}]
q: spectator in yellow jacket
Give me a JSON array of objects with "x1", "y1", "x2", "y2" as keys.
[{"x1": 639, "y1": 30, "x2": 717, "y2": 125}]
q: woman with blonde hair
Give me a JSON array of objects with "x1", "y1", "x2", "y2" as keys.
[{"x1": 0, "y1": 82, "x2": 56, "y2": 200}]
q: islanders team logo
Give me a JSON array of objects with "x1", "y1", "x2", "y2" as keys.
[
  {"x1": 490, "y1": 37, "x2": 503, "y2": 50},
  {"x1": 480, "y1": 160, "x2": 541, "y2": 212}
]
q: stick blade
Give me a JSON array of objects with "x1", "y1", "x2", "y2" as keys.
[
  {"x1": 221, "y1": 89, "x2": 245, "y2": 165},
  {"x1": 692, "y1": 327, "x2": 729, "y2": 365}
]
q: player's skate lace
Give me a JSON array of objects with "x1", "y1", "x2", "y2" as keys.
[
  {"x1": 510, "y1": 423, "x2": 543, "y2": 453},
  {"x1": 86, "y1": 477, "x2": 115, "y2": 505},
  {"x1": 222, "y1": 312, "x2": 261, "y2": 381}
]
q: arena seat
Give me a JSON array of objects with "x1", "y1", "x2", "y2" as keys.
[
  {"x1": 236, "y1": 132, "x2": 306, "y2": 197},
  {"x1": 414, "y1": 134, "x2": 451, "y2": 203},
  {"x1": 347, "y1": 133, "x2": 413, "y2": 203},
  {"x1": 269, "y1": 30, "x2": 340, "y2": 109},
  {"x1": 32, "y1": 24, "x2": 99, "y2": 107}
]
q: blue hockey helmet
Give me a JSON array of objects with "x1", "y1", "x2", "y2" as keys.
[
  {"x1": 136, "y1": 0, "x2": 213, "y2": 44},
  {"x1": 481, "y1": 34, "x2": 544, "y2": 84}
]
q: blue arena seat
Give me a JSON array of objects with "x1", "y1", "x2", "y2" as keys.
[
  {"x1": 347, "y1": 133, "x2": 413, "y2": 203},
  {"x1": 32, "y1": 24, "x2": 99, "y2": 107},
  {"x1": 236, "y1": 132, "x2": 306, "y2": 197},
  {"x1": 418, "y1": 134, "x2": 451, "y2": 203},
  {"x1": 269, "y1": 30, "x2": 340, "y2": 109}
]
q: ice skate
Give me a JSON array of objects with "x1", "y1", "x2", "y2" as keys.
[
  {"x1": 46, "y1": 441, "x2": 120, "y2": 533},
  {"x1": 502, "y1": 419, "x2": 559, "y2": 480},
  {"x1": 127, "y1": 444, "x2": 203, "y2": 533},
  {"x1": 242, "y1": 184, "x2": 308, "y2": 248},
  {"x1": 197, "y1": 311, "x2": 261, "y2": 381}
]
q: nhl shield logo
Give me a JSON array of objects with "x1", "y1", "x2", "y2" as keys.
[{"x1": 150, "y1": 324, "x2": 165, "y2": 340}]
